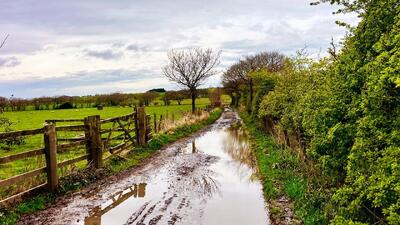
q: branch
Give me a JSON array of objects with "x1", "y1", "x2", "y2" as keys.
[{"x1": 0, "y1": 34, "x2": 9, "y2": 49}]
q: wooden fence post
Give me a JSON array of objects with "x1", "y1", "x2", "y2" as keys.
[
  {"x1": 43, "y1": 123, "x2": 58, "y2": 192},
  {"x1": 153, "y1": 113, "x2": 157, "y2": 133},
  {"x1": 84, "y1": 115, "x2": 103, "y2": 168},
  {"x1": 137, "y1": 107, "x2": 147, "y2": 146},
  {"x1": 134, "y1": 107, "x2": 140, "y2": 144},
  {"x1": 158, "y1": 114, "x2": 163, "y2": 132},
  {"x1": 145, "y1": 115, "x2": 151, "y2": 142}
]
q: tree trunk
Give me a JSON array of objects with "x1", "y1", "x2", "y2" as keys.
[
  {"x1": 235, "y1": 92, "x2": 241, "y2": 108},
  {"x1": 248, "y1": 79, "x2": 253, "y2": 113},
  {"x1": 191, "y1": 91, "x2": 196, "y2": 113},
  {"x1": 229, "y1": 94, "x2": 235, "y2": 106}
]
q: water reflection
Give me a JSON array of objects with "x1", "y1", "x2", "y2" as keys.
[
  {"x1": 85, "y1": 183, "x2": 147, "y2": 225},
  {"x1": 192, "y1": 141, "x2": 197, "y2": 153},
  {"x1": 179, "y1": 140, "x2": 198, "y2": 154},
  {"x1": 82, "y1": 116, "x2": 268, "y2": 225},
  {"x1": 223, "y1": 123, "x2": 257, "y2": 170}
]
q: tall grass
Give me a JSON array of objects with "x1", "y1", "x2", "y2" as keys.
[{"x1": 240, "y1": 111, "x2": 327, "y2": 225}]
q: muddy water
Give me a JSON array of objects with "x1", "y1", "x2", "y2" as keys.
[
  {"x1": 19, "y1": 111, "x2": 269, "y2": 225},
  {"x1": 84, "y1": 113, "x2": 268, "y2": 225}
]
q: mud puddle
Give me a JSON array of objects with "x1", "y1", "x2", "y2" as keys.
[{"x1": 19, "y1": 110, "x2": 269, "y2": 225}]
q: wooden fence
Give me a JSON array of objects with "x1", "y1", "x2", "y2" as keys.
[{"x1": 0, "y1": 107, "x2": 151, "y2": 206}]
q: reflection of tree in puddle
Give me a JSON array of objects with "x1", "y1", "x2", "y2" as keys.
[
  {"x1": 223, "y1": 123, "x2": 259, "y2": 179},
  {"x1": 84, "y1": 153, "x2": 220, "y2": 225},
  {"x1": 84, "y1": 183, "x2": 147, "y2": 225},
  {"x1": 179, "y1": 140, "x2": 198, "y2": 154},
  {"x1": 121, "y1": 155, "x2": 220, "y2": 225}
]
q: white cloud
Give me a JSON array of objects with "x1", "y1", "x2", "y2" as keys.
[{"x1": 0, "y1": 0, "x2": 359, "y2": 98}]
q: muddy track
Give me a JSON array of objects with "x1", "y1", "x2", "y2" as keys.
[{"x1": 17, "y1": 110, "x2": 269, "y2": 225}]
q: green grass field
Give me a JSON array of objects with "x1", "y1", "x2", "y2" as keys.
[
  {"x1": 1, "y1": 97, "x2": 215, "y2": 131},
  {"x1": 0, "y1": 96, "x2": 230, "y2": 188}
]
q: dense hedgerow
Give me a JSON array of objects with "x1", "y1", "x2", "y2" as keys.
[{"x1": 224, "y1": 1, "x2": 400, "y2": 224}]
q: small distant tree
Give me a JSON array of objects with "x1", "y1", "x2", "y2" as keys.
[
  {"x1": 0, "y1": 97, "x2": 7, "y2": 112},
  {"x1": 163, "y1": 92, "x2": 173, "y2": 106},
  {"x1": 208, "y1": 88, "x2": 223, "y2": 107},
  {"x1": 137, "y1": 92, "x2": 157, "y2": 106},
  {"x1": 163, "y1": 48, "x2": 221, "y2": 113},
  {"x1": 173, "y1": 90, "x2": 187, "y2": 105}
]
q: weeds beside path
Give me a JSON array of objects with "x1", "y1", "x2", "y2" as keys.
[{"x1": 240, "y1": 111, "x2": 327, "y2": 225}]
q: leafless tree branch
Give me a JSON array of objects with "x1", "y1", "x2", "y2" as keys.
[
  {"x1": 163, "y1": 47, "x2": 221, "y2": 112},
  {"x1": 0, "y1": 34, "x2": 9, "y2": 49}
]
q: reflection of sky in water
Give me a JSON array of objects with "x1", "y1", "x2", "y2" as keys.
[{"x1": 83, "y1": 122, "x2": 269, "y2": 225}]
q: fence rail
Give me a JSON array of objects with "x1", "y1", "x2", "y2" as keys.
[{"x1": 0, "y1": 107, "x2": 151, "y2": 206}]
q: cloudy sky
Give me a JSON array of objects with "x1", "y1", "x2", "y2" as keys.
[{"x1": 0, "y1": 0, "x2": 357, "y2": 98}]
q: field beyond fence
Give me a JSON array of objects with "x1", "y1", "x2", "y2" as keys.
[{"x1": 0, "y1": 106, "x2": 212, "y2": 207}]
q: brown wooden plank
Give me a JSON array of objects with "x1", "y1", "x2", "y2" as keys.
[
  {"x1": 0, "y1": 148, "x2": 45, "y2": 164},
  {"x1": 100, "y1": 113, "x2": 134, "y2": 124},
  {"x1": 0, "y1": 127, "x2": 43, "y2": 139},
  {"x1": 0, "y1": 183, "x2": 47, "y2": 207},
  {"x1": 100, "y1": 121, "x2": 134, "y2": 134},
  {"x1": 117, "y1": 120, "x2": 135, "y2": 144},
  {"x1": 57, "y1": 137, "x2": 85, "y2": 142},
  {"x1": 108, "y1": 130, "x2": 135, "y2": 141},
  {"x1": 57, "y1": 140, "x2": 86, "y2": 152},
  {"x1": 111, "y1": 142, "x2": 133, "y2": 155},
  {"x1": 109, "y1": 141, "x2": 134, "y2": 153},
  {"x1": 0, "y1": 167, "x2": 46, "y2": 187},
  {"x1": 109, "y1": 142, "x2": 127, "y2": 153},
  {"x1": 46, "y1": 119, "x2": 84, "y2": 123},
  {"x1": 55, "y1": 125, "x2": 86, "y2": 132},
  {"x1": 137, "y1": 107, "x2": 146, "y2": 145},
  {"x1": 57, "y1": 154, "x2": 88, "y2": 168},
  {"x1": 104, "y1": 142, "x2": 133, "y2": 161},
  {"x1": 44, "y1": 123, "x2": 58, "y2": 192}
]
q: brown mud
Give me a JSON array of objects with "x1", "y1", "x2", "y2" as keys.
[{"x1": 17, "y1": 109, "x2": 270, "y2": 225}]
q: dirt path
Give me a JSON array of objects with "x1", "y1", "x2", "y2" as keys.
[{"x1": 17, "y1": 110, "x2": 269, "y2": 225}]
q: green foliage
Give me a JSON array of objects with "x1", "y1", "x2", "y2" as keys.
[
  {"x1": 0, "y1": 117, "x2": 25, "y2": 150},
  {"x1": 284, "y1": 177, "x2": 306, "y2": 201},
  {"x1": 249, "y1": 69, "x2": 277, "y2": 115},
  {"x1": 249, "y1": 1, "x2": 400, "y2": 224}
]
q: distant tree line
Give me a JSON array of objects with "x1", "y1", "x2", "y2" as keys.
[{"x1": 0, "y1": 89, "x2": 213, "y2": 112}]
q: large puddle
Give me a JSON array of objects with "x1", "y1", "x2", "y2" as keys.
[{"x1": 66, "y1": 113, "x2": 268, "y2": 225}]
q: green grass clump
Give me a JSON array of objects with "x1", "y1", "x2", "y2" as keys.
[{"x1": 240, "y1": 111, "x2": 327, "y2": 225}]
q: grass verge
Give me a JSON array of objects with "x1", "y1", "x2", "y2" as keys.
[
  {"x1": 240, "y1": 111, "x2": 328, "y2": 225},
  {"x1": 0, "y1": 108, "x2": 222, "y2": 225}
]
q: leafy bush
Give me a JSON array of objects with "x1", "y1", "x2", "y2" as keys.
[
  {"x1": 240, "y1": 1, "x2": 400, "y2": 223},
  {"x1": 0, "y1": 117, "x2": 25, "y2": 150}
]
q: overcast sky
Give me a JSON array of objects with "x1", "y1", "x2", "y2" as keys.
[{"x1": 0, "y1": 0, "x2": 357, "y2": 98}]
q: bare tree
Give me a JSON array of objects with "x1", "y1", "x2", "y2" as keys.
[
  {"x1": 163, "y1": 48, "x2": 220, "y2": 113},
  {"x1": 0, "y1": 34, "x2": 9, "y2": 49}
]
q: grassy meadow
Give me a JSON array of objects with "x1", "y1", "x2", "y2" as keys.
[
  {"x1": 1, "y1": 97, "x2": 215, "y2": 131},
  {"x1": 0, "y1": 96, "x2": 229, "y2": 186}
]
